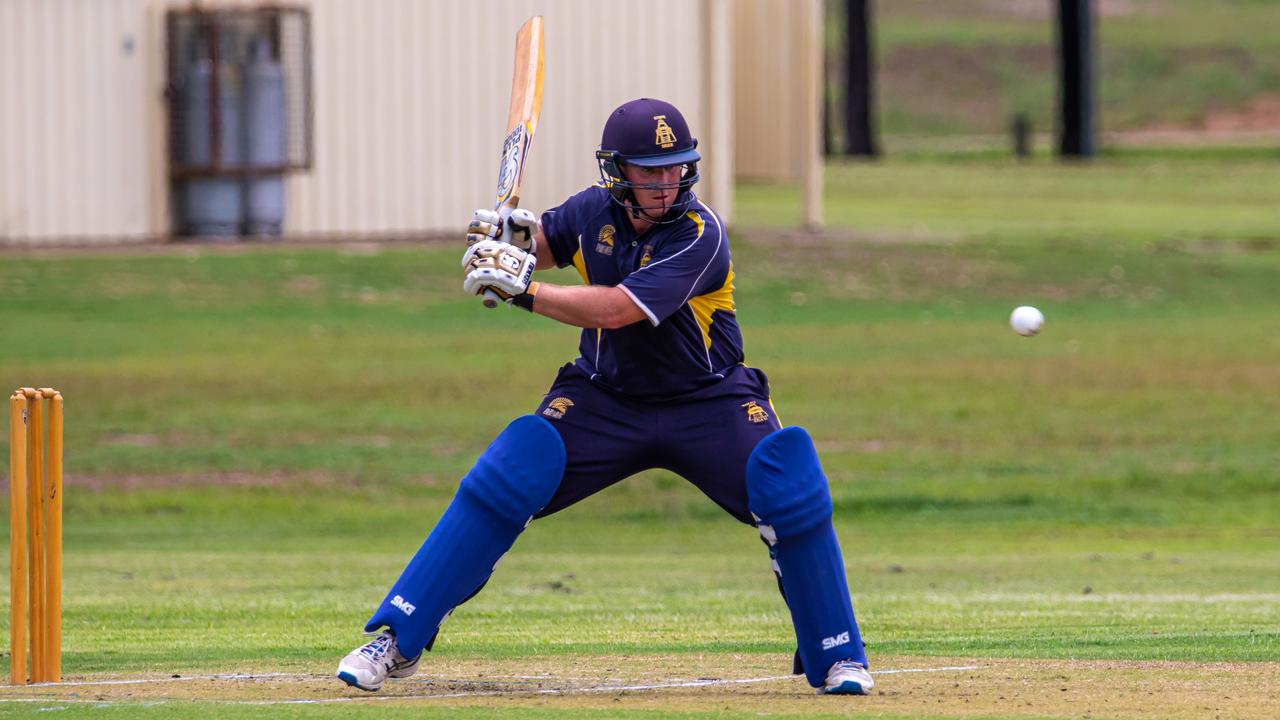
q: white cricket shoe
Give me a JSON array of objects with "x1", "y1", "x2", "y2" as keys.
[
  {"x1": 818, "y1": 659, "x2": 874, "y2": 695},
  {"x1": 336, "y1": 630, "x2": 421, "y2": 691}
]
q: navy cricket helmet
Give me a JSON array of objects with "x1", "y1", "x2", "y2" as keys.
[{"x1": 596, "y1": 98, "x2": 701, "y2": 222}]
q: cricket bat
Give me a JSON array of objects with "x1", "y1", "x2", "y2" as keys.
[{"x1": 482, "y1": 16, "x2": 545, "y2": 309}]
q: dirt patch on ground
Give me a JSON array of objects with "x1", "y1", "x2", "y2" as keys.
[
  {"x1": 879, "y1": 44, "x2": 1052, "y2": 134},
  {"x1": 1092, "y1": 91, "x2": 1280, "y2": 146},
  {"x1": 2, "y1": 655, "x2": 1275, "y2": 718},
  {"x1": 883, "y1": 0, "x2": 1163, "y2": 22},
  {"x1": 1135, "y1": 94, "x2": 1280, "y2": 138},
  {"x1": 1203, "y1": 94, "x2": 1280, "y2": 132}
]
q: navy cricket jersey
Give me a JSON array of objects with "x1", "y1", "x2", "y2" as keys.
[{"x1": 540, "y1": 186, "x2": 743, "y2": 399}]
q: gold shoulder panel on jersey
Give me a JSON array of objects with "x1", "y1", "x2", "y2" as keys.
[
  {"x1": 572, "y1": 240, "x2": 590, "y2": 285},
  {"x1": 684, "y1": 209, "x2": 706, "y2": 240},
  {"x1": 688, "y1": 261, "x2": 736, "y2": 350}
]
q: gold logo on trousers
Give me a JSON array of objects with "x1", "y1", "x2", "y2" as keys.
[{"x1": 742, "y1": 401, "x2": 769, "y2": 424}]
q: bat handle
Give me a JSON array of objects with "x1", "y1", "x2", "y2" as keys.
[{"x1": 480, "y1": 203, "x2": 517, "y2": 309}]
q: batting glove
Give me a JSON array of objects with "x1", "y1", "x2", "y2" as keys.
[
  {"x1": 462, "y1": 239, "x2": 536, "y2": 299},
  {"x1": 465, "y1": 208, "x2": 539, "y2": 252}
]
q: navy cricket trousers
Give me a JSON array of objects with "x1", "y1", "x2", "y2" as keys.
[{"x1": 532, "y1": 363, "x2": 783, "y2": 524}]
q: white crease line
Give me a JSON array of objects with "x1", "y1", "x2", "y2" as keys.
[
  {"x1": 20, "y1": 672, "x2": 580, "y2": 689},
  {"x1": 565, "y1": 675, "x2": 799, "y2": 692},
  {"x1": 230, "y1": 677, "x2": 801, "y2": 705},
  {"x1": 0, "y1": 698, "x2": 106, "y2": 704},
  {"x1": 874, "y1": 665, "x2": 981, "y2": 675},
  {"x1": 404, "y1": 673, "x2": 600, "y2": 684},
  {"x1": 21, "y1": 673, "x2": 300, "y2": 688},
  {"x1": 0, "y1": 665, "x2": 984, "y2": 706},
  {"x1": 233, "y1": 665, "x2": 984, "y2": 705}
]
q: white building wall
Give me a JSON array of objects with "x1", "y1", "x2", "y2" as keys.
[
  {"x1": 733, "y1": 0, "x2": 813, "y2": 183},
  {"x1": 732, "y1": 0, "x2": 824, "y2": 227},
  {"x1": 0, "y1": 0, "x2": 157, "y2": 239},
  {"x1": 291, "y1": 0, "x2": 717, "y2": 237},
  {"x1": 0, "y1": 0, "x2": 741, "y2": 243}
]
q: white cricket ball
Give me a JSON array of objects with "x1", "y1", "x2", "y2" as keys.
[{"x1": 1010, "y1": 305, "x2": 1045, "y2": 336}]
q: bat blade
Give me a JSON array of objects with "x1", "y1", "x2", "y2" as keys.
[
  {"x1": 495, "y1": 15, "x2": 544, "y2": 213},
  {"x1": 484, "y1": 16, "x2": 545, "y2": 309}
]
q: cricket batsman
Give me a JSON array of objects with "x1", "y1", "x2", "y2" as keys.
[{"x1": 337, "y1": 98, "x2": 874, "y2": 695}]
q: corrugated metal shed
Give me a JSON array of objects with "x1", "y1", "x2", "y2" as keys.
[{"x1": 0, "y1": 0, "x2": 817, "y2": 243}]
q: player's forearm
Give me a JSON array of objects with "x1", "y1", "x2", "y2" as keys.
[
  {"x1": 527, "y1": 282, "x2": 646, "y2": 329},
  {"x1": 533, "y1": 233, "x2": 557, "y2": 271}
]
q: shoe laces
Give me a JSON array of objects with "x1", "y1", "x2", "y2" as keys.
[
  {"x1": 832, "y1": 660, "x2": 866, "y2": 674},
  {"x1": 357, "y1": 631, "x2": 396, "y2": 663}
]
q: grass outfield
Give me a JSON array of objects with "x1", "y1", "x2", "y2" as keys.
[{"x1": 1, "y1": 152, "x2": 1278, "y2": 717}]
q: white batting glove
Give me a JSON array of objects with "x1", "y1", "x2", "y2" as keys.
[
  {"x1": 503, "y1": 208, "x2": 540, "y2": 252},
  {"x1": 461, "y1": 239, "x2": 536, "y2": 299},
  {"x1": 465, "y1": 208, "x2": 539, "y2": 252},
  {"x1": 466, "y1": 209, "x2": 503, "y2": 247}
]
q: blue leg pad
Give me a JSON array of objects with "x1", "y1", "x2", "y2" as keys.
[
  {"x1": 747, "y1": 426, "x2": 867, "y2": 688},
  {"x1": 365, "y1": 415, "x2": 566, "y2": 658}
]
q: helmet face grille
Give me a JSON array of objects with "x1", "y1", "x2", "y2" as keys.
[
  {"x1": 597, "y1": 99, "x2": 701, "y2": 224},
  {"x1": 596, "y1": 150, "x2": 700, "y2": 224}
]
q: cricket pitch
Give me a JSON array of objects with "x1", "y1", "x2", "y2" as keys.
[{"x1": 1, "y1": 655, "x2": 1276, "y2": 718}]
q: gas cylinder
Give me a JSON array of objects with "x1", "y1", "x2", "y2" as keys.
[
  {"x1": 242, "y1": 37, "x2": 286, "y2": 237},
  {"x1": 180, "y1": 37, "x2": 243, "y2": 238}
]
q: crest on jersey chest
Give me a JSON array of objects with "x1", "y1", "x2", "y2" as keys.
[
  {"x1": 595, "y1": 225, "x2": 616, "y2": 255},
  {"x1": 543, "y1": 397, "x2": 575, "y2": 420},
  {"x1": 639, "y1": 242, "x2": 654, "y2": 267}
]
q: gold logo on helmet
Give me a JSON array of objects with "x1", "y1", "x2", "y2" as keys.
[
  {"x1": 654, "y1": 115, "x2": 677, "y2": 149},
  {"x1": 742, "y1": 401, "x2": 769, "y2": 424},
  {"x1": 543, "y1": 397, "x2": 575, "y2": 419},
  {"x1": 596, "y1": 225, "x2": 615, "y2": 255}
]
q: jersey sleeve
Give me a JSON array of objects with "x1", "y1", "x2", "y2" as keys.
[
  {"x1": 539, "y1": 206, "x2": 575, "y2": 269},
  {"x1": 620, "y1": 208, "x2": 727, "y2": 326},
  {"x1": 540, "y1": 187, "x2": 597, "y2": 269}
]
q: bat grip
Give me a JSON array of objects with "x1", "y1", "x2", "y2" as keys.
[{"x1": 480, "y1": 203, "x2": 518, "y2": 310}]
